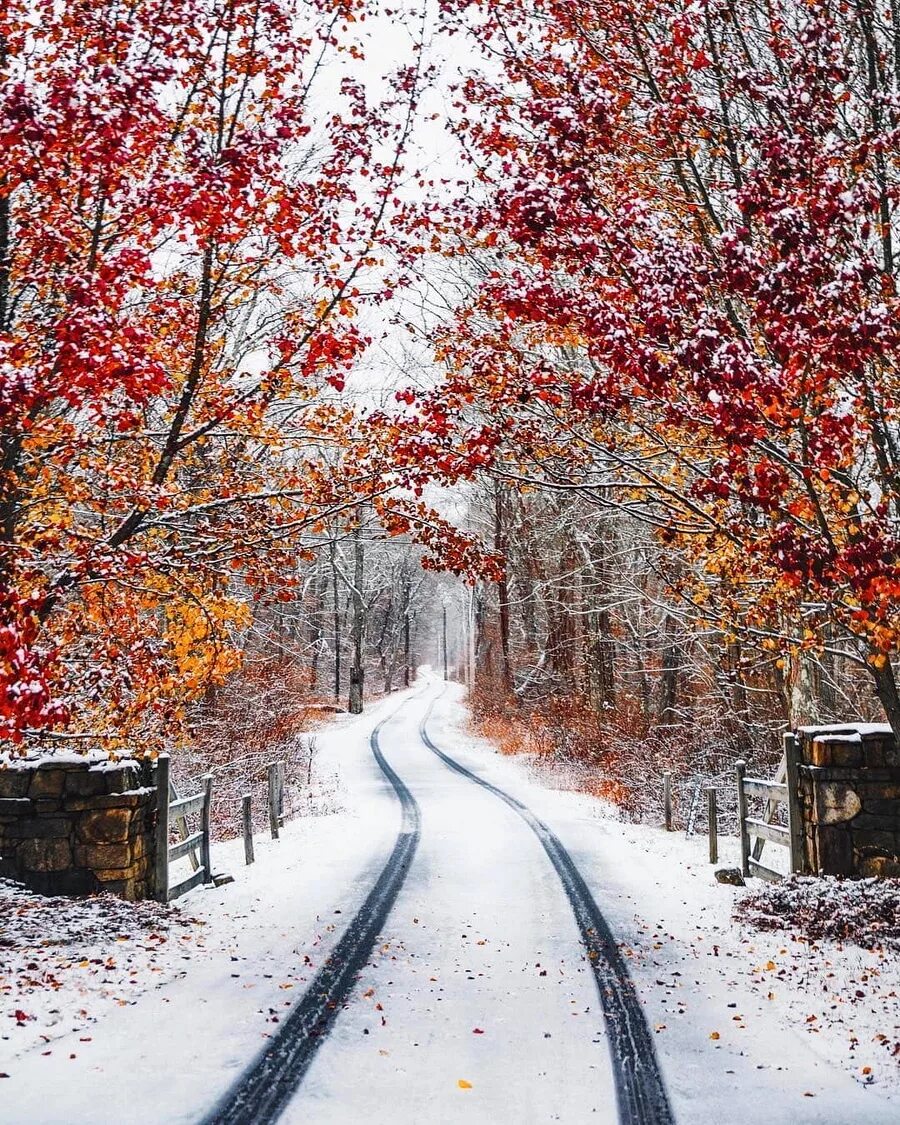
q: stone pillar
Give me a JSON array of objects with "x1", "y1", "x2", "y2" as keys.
[
  {"x1": 0, "y1": 757, "x2": 158, "y2": 899},
  {"x1": 797, "y1": 725, "x2": 900, "y2": 877}
]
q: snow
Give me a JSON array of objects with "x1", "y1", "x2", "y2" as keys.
[
  {"x1": 0, "y1": 881, "x2": 197, "y2": 1062},
  {"x1": 797, "y1": 723, "x2": 893, "y2": 739},
  {"x1": 0, "y1": 749, "x2": 129, "y2": 769},
  {"x1": 431, "y1": 689, "x2": 900, "y2": 1121},
  {"x1": 2, "y1": 679, "x2": 898, "y2": 1123},
  {"x1": 1, "y1": 690, "x2": 405, "y2": 1122},
  {"x1": 736, "y1": 876, "x2": 900, "y2": 952}
]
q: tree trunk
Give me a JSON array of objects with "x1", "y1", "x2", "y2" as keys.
[
  {"x1": 309, "y1": 553, "x2": 326, "y2": 689},
  {"x1": 348, "y1": 522, "x2": 365, "y2": 715},
  {"x1": 871, "y1": 658, "x2": 900, "y2": 742},
  {"x1": 404, "y1": 610, "x2": 411, "y2": 687},
  {"x1": 494, "y1": 484, "x2": 513, "y2": 691},
  {"x1": 817, "y1": 625, "x2": 837, "y2": 719},
  {"x1": 724, "y1": 639, "x2": 751, "y2": 751},
  {"x1": 330, "y1": 538, "x2": 341, "y2": 702},
  {"x1": 785, "y1": 650, "x2": 820, "y2": 728},
  {"x1": 442, "y1": 603, "x2": 449, "y2": 680},
  {"x1": 584, "y1": 533, "x2": 615, "y2": 711},
  {"x1": 658, "y1": 615, "x2": 680, "y2": 725}
]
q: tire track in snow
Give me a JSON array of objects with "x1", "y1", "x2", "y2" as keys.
[
  {"x1": 419, "y1": 693, "x2": 675, "y2": 1125},
  {"x1": 204, "y1": 697, "x2": 422, "y2": 1125}
]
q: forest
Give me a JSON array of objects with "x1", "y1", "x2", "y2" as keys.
[
  {"x1": 4, "y1": 0, "x2": 900, "y2": 812},
  {"x1": 6, "y1": 2, "x2": 900, "y2": 1123}
]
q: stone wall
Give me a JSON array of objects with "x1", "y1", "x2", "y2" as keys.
[
  {"x1": 0, "y1": 757, "x2": 157, "y2": 899},
  {"x1": 797, "y1": 724, "x2": 900, "y2": 877}
]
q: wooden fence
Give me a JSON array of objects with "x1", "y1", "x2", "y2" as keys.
[
  {"x1": 736, "y1": 733, "x2": 804, "y2": 882},
  {"x1": 154, "y1": 754, "x2": 213, "y2": 902},
  {"x1": 153, "y1": 755, "x2": 290, "y2": 900}
]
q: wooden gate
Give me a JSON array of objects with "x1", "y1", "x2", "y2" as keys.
[
  {"x1": 735, "y1": 733, "x2": 805, "y2": 881},
  {"x1": 154, "y1": 754, "x2": 213, "y2": 902}
]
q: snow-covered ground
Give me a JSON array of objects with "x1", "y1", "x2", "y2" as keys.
[
  {"x1": 432, "y1": 695, "x2": 900, "y2": 1122},
  {"x1": 1, "y1": 690, "x2": 405, "y2": 1122},
  {"x1": 1, "y1": 679, "x2": 898, "y2": 1123}
]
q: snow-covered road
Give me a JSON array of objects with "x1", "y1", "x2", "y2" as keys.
[
  {"x1": 253, "y1": 684, "x2": 668, "y2": 1125},
  {"x1": 4, "y1": 679, "x2": 898, "y2": 1124}
]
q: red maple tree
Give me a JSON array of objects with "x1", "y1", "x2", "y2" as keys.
[{"x1": 407, "y1": 0, "x2": 900, "y2": 732}]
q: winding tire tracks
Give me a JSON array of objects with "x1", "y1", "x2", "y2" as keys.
[
  {"x1": 419, "y1": 694, "x2": 675, "y2": 1125},
  {"x1": 206, "y1": 687, "x2": 674, "y2": 1125},
  {"x1": 204, "y1": 701, "x2": 421, "y2": 1125}
]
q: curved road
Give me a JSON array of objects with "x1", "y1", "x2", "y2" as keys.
[{"x1": 208, "y1": 684, "x2": 672, "y2": 1125}]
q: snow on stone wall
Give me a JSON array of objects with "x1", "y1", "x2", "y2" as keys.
[{"x1": 0, "y1": 758, "x2": 157, "y2": 899}]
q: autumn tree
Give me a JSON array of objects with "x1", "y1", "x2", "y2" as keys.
[
  {"x1": 0, "y1": 0, "x2": 423, "y2": 745},
  {"x1": 412, "y1": 0, "x2": 900, "y2": 737}
]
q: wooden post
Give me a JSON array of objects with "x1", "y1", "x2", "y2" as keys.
[
  {"x1": 784, "y1": 732, "x2": 805, "y2": 874},
  {"x1": 663, "y1": 771, "x2": 673, "y2": 831},
  {"x1": 735, "y1": 759, "x2": 750, "y2": 877},
  {"x1": 200, "y1": 773, "x2": 213, "y2": 883},
  {"x1": 277, "y1": 760, "x2": 285, "y2": 827},
  {"x1": 242, "y1": 793, "x2": 254, "y2": 865},
  {"x1": 706, "y1": 787, "x2": 718, "y2": 864},
  {"x1": 154, "y1": 753, "x2": 170, "y2": 903},
  {"x1": 268, "y1": 763, "x2": 280, "y2": 840}
]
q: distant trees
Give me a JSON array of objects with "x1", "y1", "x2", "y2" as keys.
[
  {"x1": 464, "y1": 477, "x2": 878, "y2": 777},
  {"x1": 302, "y1": 518, "x2": 430, "y2": 711},
  {"x1": 210, "y1": 522, "x2": 434, "y2": 719}
]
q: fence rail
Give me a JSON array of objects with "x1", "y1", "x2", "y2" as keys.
[
  {"x1": 743, "y1": 779, "x2": 787, "y2": 802},
  {"x1": 154, "y1": 754, "x2": 214, "y2": 902},
  {"x1": 736, "y1": 732, "x2": 805, "y2": 881},
  {"x1": 170, "y1": 792, "x2": 206, "y2": 818}
]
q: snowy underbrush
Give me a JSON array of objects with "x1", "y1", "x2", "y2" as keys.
[
  {"x1": 180, "y1": 658, "x2": 347, "y2": 839},
  {"x1": 736, "y1": 875, "x2": 900, "y2": 952},
  {"x1": 0, "y1": 879, "x2": 201, "y2": 1065},
  {"x1": 468, "y1": 682, "x2": 783, "y2": 830}
]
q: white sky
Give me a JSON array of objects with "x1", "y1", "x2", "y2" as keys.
[{"x1": 328, "y1": 0, "x2": 481, "y2": 403}]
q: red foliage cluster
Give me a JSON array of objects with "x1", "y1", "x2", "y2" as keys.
[
  {"x1": 0, "y1": 589, "x2": 67, "y2": 741},
  {"x1": 396, "y1": 0, "x2": 900, "y2": 728}
]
